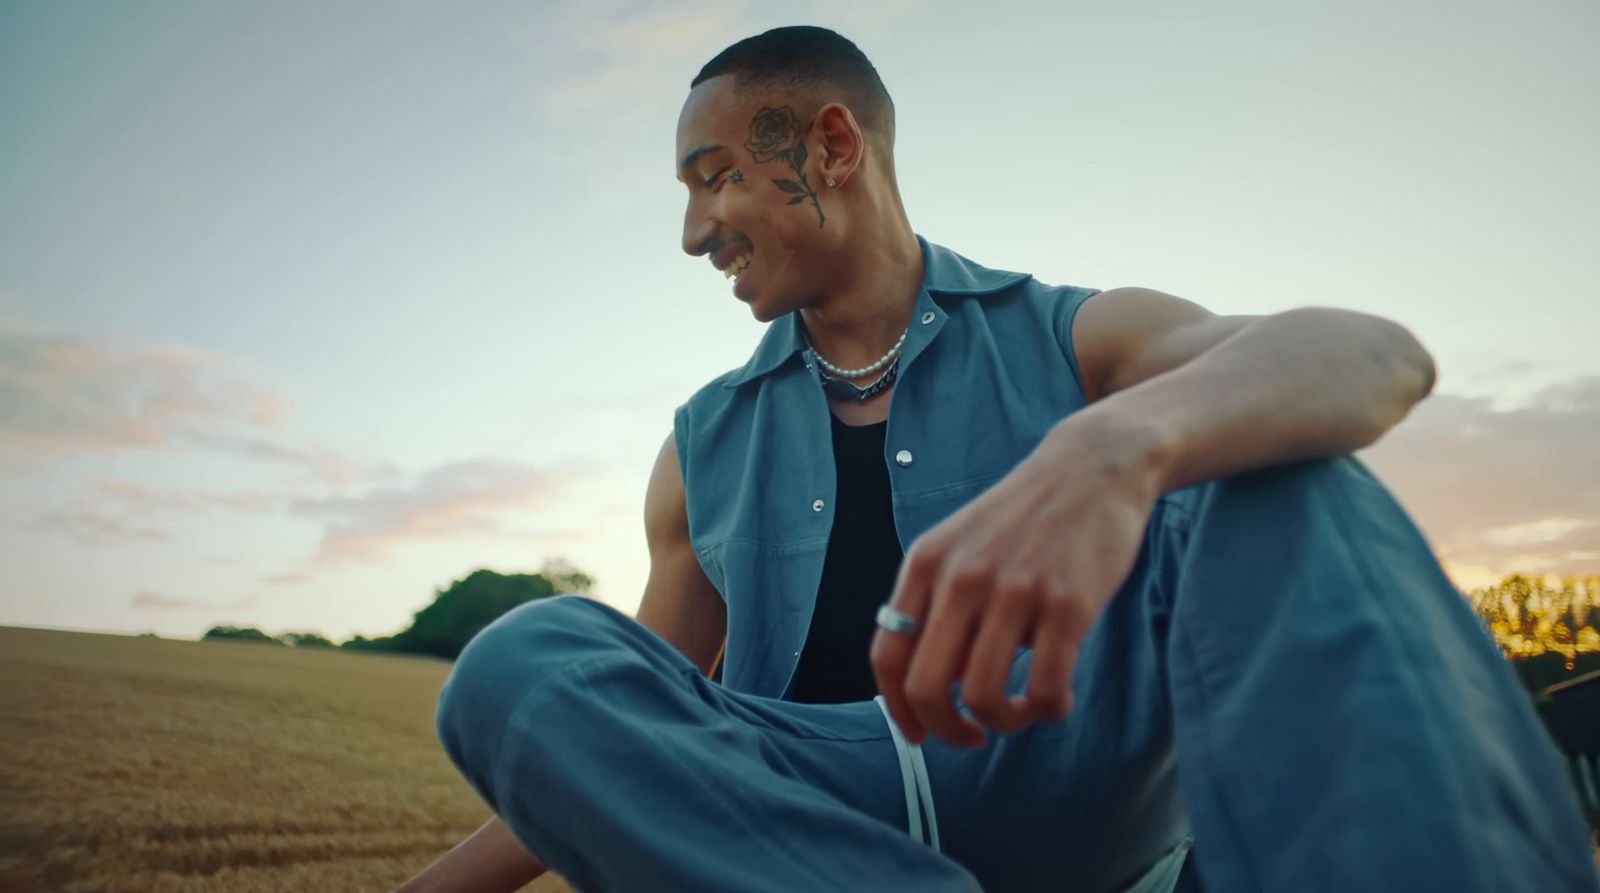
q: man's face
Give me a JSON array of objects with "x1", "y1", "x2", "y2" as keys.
[{"x1": 676, "y1": 76, "x2": 833, "y2": 321}]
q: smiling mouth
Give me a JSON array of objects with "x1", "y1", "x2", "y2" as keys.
[{"x1": 724, "y1": 252, "x2": 752, "y2": 280}]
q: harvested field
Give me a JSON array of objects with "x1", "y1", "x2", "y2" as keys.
[{"x1": 0, "y1": 626, "x2": 572, "y2": 892}]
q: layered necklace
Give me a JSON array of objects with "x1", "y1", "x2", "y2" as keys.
[{"x1": 801, "y1": 324, "x2": 907, "y2": 402}]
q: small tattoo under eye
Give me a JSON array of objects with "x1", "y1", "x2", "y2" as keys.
[{"x1": 730, "y1": 169, "x2": 744, "y2": 183}]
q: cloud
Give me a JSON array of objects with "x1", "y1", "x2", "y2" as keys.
[
  {"x1": 131, "y1": 591, "x2": 256, "y2": 611},
  {"x1": 30, "y1": 508, "x2": 170, "y2": 546},
  {"x1": 176, "y1": 429, "x2": 393, "y2": 487},
  {"x1": 0, "y1": 326, "x2": 388, "y2": 485},
  {"x1": 0, "y1": 327, "x2": 283, "y2": 456},
  {"x1": 1361, "y1": 375, "x2": 1600, "y2": 584},
  {"x1": 289, "y1": 458, "x2": 594, "y2": 564},
  {"x1": 92, "y1": 478, "x2": 278, "y2": 514},
  {"x1": 258, "y1": 571, "x2": 312, "y2": 586}
]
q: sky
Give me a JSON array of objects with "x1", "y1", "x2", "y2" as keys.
[{"x1": 1, "y1": 0, "x2": 1597, "y2": 642}]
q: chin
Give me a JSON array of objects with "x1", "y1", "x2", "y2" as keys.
[{"x1": 743, "y1": 291, "x2": 790, "y2": 324}]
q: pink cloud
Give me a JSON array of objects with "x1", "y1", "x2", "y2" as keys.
[
  {"x1": 0, "y1": 327, "x2": 386, "y2": 486},
  {"x1": 290, "y1": 458, "x2": 586, "y2": 564},
  {"x1": 92, "y1": 478, "x2": 277, "y2": 514},
  {"x1": 0, "y1": 328, "x2": 284, "y2": 457},
  {"x1": 1361, "y1": 376, "x2": 1600, "y2": 583},
  {"x1": 31, "y1": 508, "x2": 169, "y2": 546},
  {"x1": 132, "y1": 591, "x2": 257, "y2": 611}
]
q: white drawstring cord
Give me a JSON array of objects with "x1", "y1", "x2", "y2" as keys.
[{"x1": 874, "y1": 695, "x2": 940, "y2": 852}]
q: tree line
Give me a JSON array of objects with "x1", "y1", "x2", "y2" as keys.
[{"x1": 201, "y1": 559, "x2": 593, "y2": 660}]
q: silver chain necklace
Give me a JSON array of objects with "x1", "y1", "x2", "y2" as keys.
[{"x1": 814, "y1": 353, "x2": 899, "y2": 401}]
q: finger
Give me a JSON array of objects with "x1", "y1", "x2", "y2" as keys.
[
  {"x1": 903, "y1": 566, "x2": 987, "y2": 747},
  {"x1": 960, "y1": 581, "x2": 1037, "y2": 734},
  {"x1": 872, "y1": 545, "x2": 939, "y2": 741},
  {"x1": 1023, "y1": 600, "x2": 1088, "y2": 721}
]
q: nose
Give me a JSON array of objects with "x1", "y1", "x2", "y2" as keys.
[{"x1": 682, "y1": 198, "x2": 718, "y2": 258}]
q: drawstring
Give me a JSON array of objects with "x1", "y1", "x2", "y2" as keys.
[{"x1": 874, "y1": 695, "x2": 940, "y2": 852}]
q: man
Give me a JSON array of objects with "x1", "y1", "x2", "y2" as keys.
[{"x1": 402, "y1": 26, "x2": 1599, "y2": 893}]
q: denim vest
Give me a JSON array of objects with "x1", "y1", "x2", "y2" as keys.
[{"x1": 674, "y1": 236, "x2": 1099, "y2": 698}]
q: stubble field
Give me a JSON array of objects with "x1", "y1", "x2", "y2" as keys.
[{"x1": 0, "y1": 626, "x2": 573, "y2": 893}]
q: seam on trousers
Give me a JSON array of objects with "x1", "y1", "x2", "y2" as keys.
[{"x1": 1173, "y1": 611, "x2": 1266, "y2": 893}]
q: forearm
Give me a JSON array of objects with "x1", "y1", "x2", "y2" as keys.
[
  {"x1": 1064, "y1": 307, "x2": 1435, "y2": 493},
  {"x1": 396, "y1": 815, "x2": 545, "y2": 893}
]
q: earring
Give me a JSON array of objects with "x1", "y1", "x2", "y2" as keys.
[{"x1": 826, "y1": 178, "x2": 836, "y2": 188}]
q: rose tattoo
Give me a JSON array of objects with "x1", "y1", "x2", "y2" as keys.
[{"x1": 743, "y1": 106, "x2": 824, "y2": 227}]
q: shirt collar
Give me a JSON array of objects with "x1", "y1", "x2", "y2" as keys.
[{"x1": 722, "y1": 235, "x2": 1031, "y2": 388}]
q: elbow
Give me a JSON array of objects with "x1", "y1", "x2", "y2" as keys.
[
  {"x1": 1362, "y1": 314, "x2": 1436, "y2": 437},
  {"x1": 1380, "y1": 316, "x2": 1436, "y2": 404}
]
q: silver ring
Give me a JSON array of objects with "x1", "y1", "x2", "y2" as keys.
[{"x1": 875, "y1": 603, "x2": 919, "y2": 636}]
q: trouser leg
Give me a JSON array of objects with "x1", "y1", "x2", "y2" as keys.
[
  {"x1": 435, "y1": 595, "x2": 980, "y2": 893},
  {"x1": 1162, "y1": 456, "x2": 1600, "y2": 892}
]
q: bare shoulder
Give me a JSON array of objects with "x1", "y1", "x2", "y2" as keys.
[{"x1": 644, "y1": 431, "x2": 688, "y2": 541}]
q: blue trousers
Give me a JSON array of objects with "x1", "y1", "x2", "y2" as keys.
[{"x1": 436, "y1": 457, "x2": 1600, "y2": 892}]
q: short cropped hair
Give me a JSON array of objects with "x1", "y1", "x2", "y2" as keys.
[{"x1": 692, "y1": 26, "x2": 896, "y2": 172}]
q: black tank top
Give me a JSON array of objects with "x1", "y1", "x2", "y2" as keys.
[{"x1": 786, "y1": 413, "x2": 904, "y2": 704}]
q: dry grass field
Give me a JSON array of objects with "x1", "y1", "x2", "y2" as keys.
[{"x1": 0, "y1": 626, "x2": 573, "y2": 893}]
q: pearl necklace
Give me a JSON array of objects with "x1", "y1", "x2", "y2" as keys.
[{"x1": 802, "y1": 326, "x2": 908, "y2": 378}]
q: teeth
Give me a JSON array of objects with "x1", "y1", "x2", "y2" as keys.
[{"x1": 724, "y1": 253, "x2": 752, "y2": 279}]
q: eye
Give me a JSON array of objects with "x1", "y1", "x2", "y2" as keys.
[{"x1": 703, "y1": 167, "x2": 731, "y2": 190}]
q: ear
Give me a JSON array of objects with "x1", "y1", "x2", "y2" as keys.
[{"x1": 812, "y1": 102, "x2": 865, "y2": 188}]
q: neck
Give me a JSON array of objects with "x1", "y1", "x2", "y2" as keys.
[{"x1": 798, "y1": 202, "x2": 921, "y2": 375}]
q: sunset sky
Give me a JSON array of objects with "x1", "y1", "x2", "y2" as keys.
[{"x1": 2, "y1": 0, "x2": 1597, "y2": 641}]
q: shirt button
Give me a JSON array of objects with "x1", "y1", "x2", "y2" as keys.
[
  {"x1": 895, "y1": 450, "x2": 914, "y2": 467},
  {"x1": 812, "y1": 499, "x2": 825, "y2": 512},
  {"x1": 921, "y1": 311, "x2": 936, "y2": 325}
]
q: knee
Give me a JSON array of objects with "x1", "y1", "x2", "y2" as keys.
[
  {"x1": 435, "y1": 595, "x2": 618, "y2": 773},
  {"x1": 1178, "y1": 455, "x2": 1400, "y2": 530}
]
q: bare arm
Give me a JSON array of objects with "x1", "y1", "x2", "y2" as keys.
[
  {"x1": 396, "y1": 432, "x2": 726, "y2": 892},
  {"x1": 1067, "y1": 288, "x2": 1436, "y2": 492}
]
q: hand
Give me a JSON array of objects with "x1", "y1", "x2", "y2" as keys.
[{"x1": 870, "y1": 412, "x2": 1168, "y2": 746}]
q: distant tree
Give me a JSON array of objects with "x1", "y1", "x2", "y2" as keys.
[
  {"x1": 1467, "y1": 574, "x2": 1600, "y2": 693},
  {"x1": 1469, "y1": 574, "x2": 1600, "y2": 663},
  {"x1": 201, "y1": 625, "x2": 282, "y2": 645},
  {"x1": 278, "y1": 631, "x2": 336, "y2": 648},
  {"x1": 339, "y1": 565, "x2": 587, "y2": 660},
  {"x1": 393, "y1": 569, "x2": 560, "y2": 659},
  {"x1": 340, "y1": 634, "x2": 402, "y2": 652},
  {"x1": 541, "y1": 557, "x2": 596, "y2": 595}
]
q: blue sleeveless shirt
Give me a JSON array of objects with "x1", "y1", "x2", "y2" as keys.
[{"x1": 674, "y1": 236, "x2": 1100, "y2": 698}]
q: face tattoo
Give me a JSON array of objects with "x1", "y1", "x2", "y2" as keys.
[{"x1": 743, "y1": 106, "x2": 825, "y2": 227}]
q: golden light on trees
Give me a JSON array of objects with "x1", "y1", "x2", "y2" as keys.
[{"x1": 1467, "y1": 574, "x2": 1600, "y2": 666}]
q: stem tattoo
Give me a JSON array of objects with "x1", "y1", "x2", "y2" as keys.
[{"x1": 743, "y1": 106, "x2": 825, "y2": 227}]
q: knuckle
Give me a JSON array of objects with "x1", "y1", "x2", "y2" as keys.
[
  {"x1": 1042, "y1": 591, "x2": 1091, "y2": 627},
  {"x1": 905, "y1": 542, "x2": 944, "y2": 577},
  {"x1": 943, "y1": 561, "x2": 993, "y2": 596},
  {"x1": 992, "y1": 574, "x2": 1040, "y2": 609}
]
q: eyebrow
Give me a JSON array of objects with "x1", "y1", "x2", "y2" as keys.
[{"x1": 676, "y1": 143, "x2": 728, "y2": 180}]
